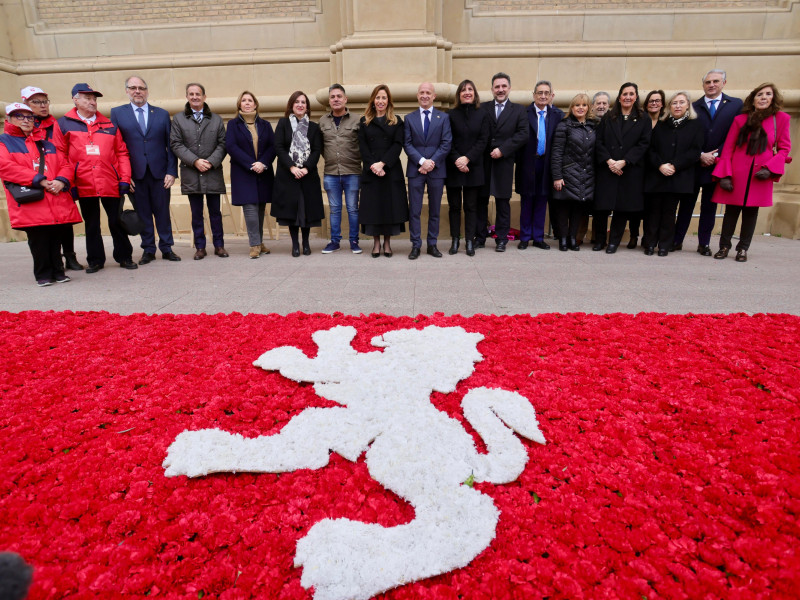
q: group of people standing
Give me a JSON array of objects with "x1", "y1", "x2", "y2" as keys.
[{"x1": 1, "y1": 70, "x2": 792, "y2": 286}]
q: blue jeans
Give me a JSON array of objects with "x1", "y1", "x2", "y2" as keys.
[{"x1": 324, "y1": 174, "x2": 360, "y2": 243}]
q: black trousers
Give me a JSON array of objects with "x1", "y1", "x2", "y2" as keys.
[
  {"x1": 719, "y1": 205, "x2": 759, "y2": 251},
  {"x1": 446, "y1": 185, "x2": 479, "y2": 241},
  {"x1": 552, "y1": 201, "x2": 587, "y2": 240},
  {"x1": 645, "y1": 193, "x2": 686, "y2": 251},
  {"x1": 79, "y1": 196, "x2": 133, "y2": 266},
  {"x1": 25, "y1": 224, "x2": 69, "y2": 281},
  {"x1": 59, "y1": 224, "x2": 75, "y2": 255},
  {"x1": 609, "y1": 210, "x2": 639, "y2": 246},
  {"x1": 592, "y1": 210, "x2": 610, "y2": 244}
]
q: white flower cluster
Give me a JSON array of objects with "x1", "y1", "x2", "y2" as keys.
[{"x1": 164, "y1": 325, "x2": 546, "y2": 600}]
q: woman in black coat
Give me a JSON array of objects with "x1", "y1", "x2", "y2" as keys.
[
  {"x1": 593, "y1": 82, "x2": 652, "y2": 253},
  {"x1": 551, "y1": 93, "x2": 596, "y2": 251},
  {"x1": 643, "y1": 92, "x2": 704, "y2": 256},
  {"x1": 226, "y1": 91, "x2": 276, "y2": 258},
  {"x1": 270, "y1": 91, "x2": 324, "y2": 257},
  {"x1": 358, "y1": 84, "x2": 408, "y2": 258},
  {"x1": 445, "y1": 79, "x2": 490, "y2": 256}
]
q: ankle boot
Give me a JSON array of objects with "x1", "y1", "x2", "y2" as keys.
[
  {"x1": 559, "y1": 238, "x2": 568, "y2": 251},
  {"x1": 568, "y1": 237, "x2": 579, "y2": 251},
  {"x1": 448, "y1": 237, "x2": 460, "y2": 255},
  {"x1": 627, "y1": 236, "x2": 638, "y2": 249},
  {"x1": 64, "y1": 252, "x2": 84, "y2": 271},
  {"x1": 465, "y1": 240, "x2": 475, "y2": 256},
  {"x1": 301, "y1": 229, "x2": 311, "y2": 256}
]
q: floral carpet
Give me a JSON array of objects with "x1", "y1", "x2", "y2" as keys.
[{"x1": 1, "y1": 311, "x2": 799, "y2": 599}]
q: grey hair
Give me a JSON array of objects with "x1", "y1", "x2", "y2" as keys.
[
  {"x1": 592, "y1": 91, "x2": 610, "y2": 103},
  {"x1": 125, "y1": 75, "x2": 148, "y2": 90},
  {"x1": 534, "y1": 80, "x2": 553, "y2": 92},
  {"x1": 666, "y1": 91, "x2": 696, "y2": 120},
  {"x1": 702, "y1": 69, "x2": 726, "y2": 83}
]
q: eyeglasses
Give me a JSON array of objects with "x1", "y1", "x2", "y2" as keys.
[
  {"x1": 127, "y1": 86, "x2": 148, "y2": 91},
  {"x1": 27, "y1": 99, "x2": 50, "y2": 106},
  {"x1": 648, "y1": 99, "x2": 663, "y2": 104},
  {"x1": 11, "y1": 114, "x2": 36, "y2": 121}
]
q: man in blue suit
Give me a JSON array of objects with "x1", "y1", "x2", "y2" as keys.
[
  {"x1": 110, "y1": 76, "x2": 180, "y2": 263},
  {"x1": 404, "y1": 82, "x2": 452, "y2": 259},
  {"x1": 515, "y1": 80, "x2": 564, "y2": 250},
  {"x1": 673, "y1": 69, "x2": 743, "y2": 255}
]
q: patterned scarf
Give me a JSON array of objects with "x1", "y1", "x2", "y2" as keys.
[{"x1": 289, "y1": 114, "x2": 310, "y2": 167}]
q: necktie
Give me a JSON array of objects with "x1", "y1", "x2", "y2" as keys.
[
  {"x1": 537, "y1": 110, "x2": 546, "y2": 155},
  {"x1": 423, "y1": 110, "x2": 430, "y2": 139},
  {"x1": 136, "y1": 107, "x2": 146, "y2": 134},
  {"x1": 496, "y1": 103, "x2": 503, "y2": 119},
  {"x1": 194, "y1": 111, "x2": 203, "y2": 123},
  {"x1": 709, "y1": 99, "x2": 717, "y2": 118}
]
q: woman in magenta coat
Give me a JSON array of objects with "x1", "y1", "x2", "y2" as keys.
[{"x1": 712, "y1": 83, "x2": 792, "y2": 262}]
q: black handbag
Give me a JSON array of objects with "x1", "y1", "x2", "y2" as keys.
[
  {"x1": 118, "y1": 193, "x2": 145, "y2": 236},
  {"x1": 4, "y1": 141, "x2": 46, "y2": 204}
]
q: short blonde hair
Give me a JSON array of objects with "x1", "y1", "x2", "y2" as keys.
[{"x1": 666, "y1": 91, "x2": 696, "y2": 120}]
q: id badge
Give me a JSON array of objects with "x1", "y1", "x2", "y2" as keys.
[{"x1": 86, "y1": 144, "x2": 100, "y2": 155}]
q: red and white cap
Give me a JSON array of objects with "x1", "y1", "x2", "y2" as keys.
[
  {"x1": 20, "y1": 86, "x2": 47, "y2": 100},
  {"x1": 5, "y1": 102, "x2": 34, "y2": 115}
]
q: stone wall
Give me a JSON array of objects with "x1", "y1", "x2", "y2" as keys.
[{"x1": 469, "y1": 1, "x2": 783, "y2": 11}]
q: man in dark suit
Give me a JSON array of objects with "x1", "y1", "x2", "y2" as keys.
[
  {"x1": 476, "y1": 72, "x2": 529, "y2": 252},
  {"x1": 515, "y1": 80, "x2": 564, "y2": 250},
  {"x1": 404, "y1": 82, "x2": 452, "y2": 259},
  {"x1": 673, "y1": 69, "x2": 743, "y2": 255},
  {"x1": 110, "y1": 75, "x2": 180, "y2": 264}
]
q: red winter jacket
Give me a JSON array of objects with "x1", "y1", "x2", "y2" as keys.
[
  {"x1": 57, "y1": 108, "x2": 131, "y2": 198},
  {"x1": 0, "y1": 122, "x2": 81, "y2": 229}
]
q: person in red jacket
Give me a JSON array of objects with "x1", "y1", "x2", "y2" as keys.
[
  {"x1": 21, "y1": 85, "x2": 85, "y2": 271},
  {"x1": 57, "y1": 83, "x2": 136, "y2": 273},
  {"x1": 1, "y1": 103, "x2": 82, "y2": 286}
]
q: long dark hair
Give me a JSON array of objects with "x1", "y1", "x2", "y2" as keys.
[
  {"x1": 453, "y1": 79, "x2": 480, "y2": 109},
  {"x1": 284, "y1": 91, "x2": 310, "y2": 119},
  {"x1": 738, "y1": 82, "x2": 783, "y2": 155},
  {"x1": 609, "y1": 82, "x2": 642, "y2": 120}
]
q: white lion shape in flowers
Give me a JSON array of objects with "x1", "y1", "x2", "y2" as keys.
[{"x1": 163, "y1": 325, "x2": 545, "y2": 600}]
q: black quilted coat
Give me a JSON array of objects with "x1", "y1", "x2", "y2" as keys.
[{"x1": 550, "y1": 115, "x2": 596, "y2": 203}]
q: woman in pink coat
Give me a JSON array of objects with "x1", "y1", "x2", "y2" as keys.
[{"x1": 712, "y1": 83, "x2": 792, "y2": 262}]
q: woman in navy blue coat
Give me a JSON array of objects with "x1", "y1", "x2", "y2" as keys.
[{"x1": 226, "y1": 91, "x2": 276, "y2": 258}]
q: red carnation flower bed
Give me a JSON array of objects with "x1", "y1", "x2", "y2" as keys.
[{"x1": 1, "y1": 311, "x2": 799, "y2": 599}]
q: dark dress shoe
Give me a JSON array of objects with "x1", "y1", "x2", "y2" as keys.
[
  {"x1": 558, "y1": 238, "x2": 568, "y2": 251},
  {"x1": 120, "y1": 259, "x2": 138, "y2": 270},
  {"x1": 605, "y1": 244, "x2": 618, "y2": 254},
  {"x1": 383, "y1": 246, "x2": 393, "y2": 258},
  {"x1": 627, "y1": 237, "x2": 638, "y2": 249},
  {"x1": 495, "y1": 241, "x2": 507, "y2": 252},
  {"x1": 194, "y1": 248, "x2": 207, "y2": 260},
  {"x1": 473, "y1": 239, "x2": 485, "y2": 249},
  {"x1": 532, "y1": 241, "x2": 550, "y2": 250},
  {"x1": 64, "y1": 252, "x2": 84, "y2": 271},
  {"x1": 714, "y1": 248, "x2": 729, "y2": 259},
  {"x1": 371, "y1": 247, "x2": 381, "y2": 258},
  {"x1": 657, "y1": 248, "x2": 669, "y2": 257},
  {"x1": 427, "y1": 245, "x2": 443, "y2": 258},
  {"x1": 697, "y1": 245, "x2": 712, "y2": 256},
  {"x1": 735, "y1": 250, "x2": 748, "y2": 262},
  {"x1": 517, "y1": 240, "x2": 529, "y2": 250},
  {"x1": 409, "y1": 247, "x2": 421, "y2": 260},
  {"x1": 292, "y1": 245, "x2": 301, "y2": 257},
  {"x1": 465, "y1": 240, "x2": 475, "y2": 256},
  {"x1": 671, "y1": 242, "x2": 683, "y2": 252},
  {"x1": 592, "y1": 242, "x2": 606, "y2": 252},
  {"x1": 214, "y1": 247, "x2": 229, "y2": 257},
  {"x1": 163, "y1": 251, "x2": 182, "y2": 261},
  {"x1": 302, "y1": 244, "x2": 311, "y2": 256},
  {"x1": 139, "y1": 252, "x2": 156, "y2": 265},
  {"x1": 85, "y1": 263, "x2": 104, "y2": 274},
  {"x1": 644, "y1": 247, "x2": 655, "y2": 256},
  {"x1": 448, "y1": 238, "x2": 459, "y2": 255},
  {"x1": 568, "y1": 237, "x2": 579, "y2": 251}
]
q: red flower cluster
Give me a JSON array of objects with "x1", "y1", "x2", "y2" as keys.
[{"x1": 1, "y1": 311, "x2": 798, "y2": 599}]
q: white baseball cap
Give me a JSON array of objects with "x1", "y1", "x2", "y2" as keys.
[
  {"x1": 20, "y1": 86, "x2": 47, "y2": 100},
  {"x1": 5, "y1": 102, "x2": 35, "y2": 115}
]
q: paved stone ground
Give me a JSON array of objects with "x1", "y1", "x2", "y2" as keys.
[{"x1": 1, "y1": 233, "x2": 798, "y2": 316}]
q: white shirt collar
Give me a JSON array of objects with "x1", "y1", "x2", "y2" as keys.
[
  {"x1": 419, "y1": 106, "x2": 433, "y2": 115},
  {"x1": 704, "y1": 96, "x2": 721, "y2": 104},
  {"x1": 536, "y1": 105, "x2": 548, "y2": 115},
  {"x1": 131, "y1": 102, "x2": 149, "y2": 113}
]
